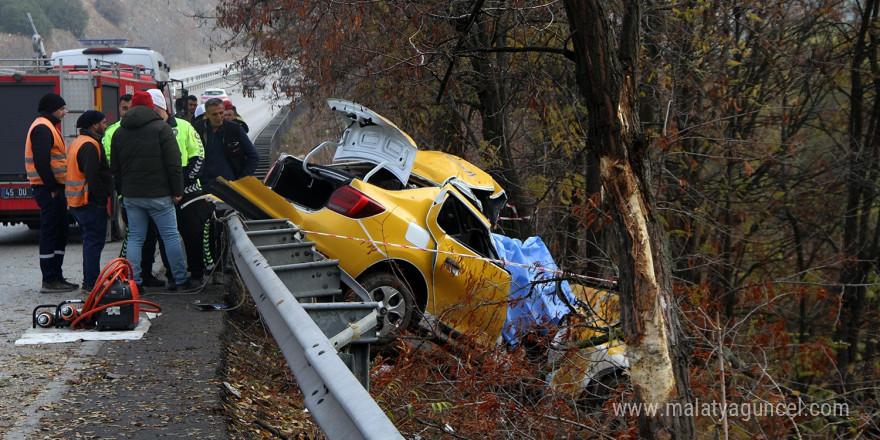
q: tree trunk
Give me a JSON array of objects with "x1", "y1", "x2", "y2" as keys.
[
  {"x1": 563, "y1": 0, "x2": 695, "y2": 438},
  {"x1": 467, "y1": 16, "x2": 534, "y2": 239},
  {"x1": 583, "y1": 147, "x2": 607, "y2": 277},
  {"x1": 835, "y1": 0, "x2": 880, "y2": 384}
]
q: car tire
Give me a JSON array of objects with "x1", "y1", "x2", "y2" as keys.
[{"x1": 359, "y1": 272, "x2": 417, "y2": 344}]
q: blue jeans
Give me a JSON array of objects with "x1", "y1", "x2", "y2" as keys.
[
  {"x1": 123, "y1": 197, "x2": 188, "y2": 284},
  {"x1": 70, "y1": 203, "x2": 108, "y2": 288},
  {"x1": 32, "y1": 185, "x2": 70, "y2": 283}
]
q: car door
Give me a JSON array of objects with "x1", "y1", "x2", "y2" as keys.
[{"x1": 425, "y1": 188, "x2": 510, "y2": 345}]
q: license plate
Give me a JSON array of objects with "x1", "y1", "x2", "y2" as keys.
[{"x1": 1, "y1": 187, "x2": 33, "y2": 199}]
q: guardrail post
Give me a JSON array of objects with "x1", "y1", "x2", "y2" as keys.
[{"x1": 226, "y1": 214, "x2": 403, "y2": 439}]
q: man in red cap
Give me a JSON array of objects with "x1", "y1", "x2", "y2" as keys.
[
  {"x1": 110, "y1": 90, "x2": 197, "y2": 292},
  {"x1": 222, "y1": 100, "x2": 249, "y2": 133}
]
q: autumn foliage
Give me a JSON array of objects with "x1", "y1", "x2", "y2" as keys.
[{"x1": 212, "y1": 0, "x2": 880, "y2": 438}]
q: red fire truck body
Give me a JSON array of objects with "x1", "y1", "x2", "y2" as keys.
[{"x1": 0, "y1": 58, "x2": 164, "y2": 236}]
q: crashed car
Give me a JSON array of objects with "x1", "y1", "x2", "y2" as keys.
[
  {"x1": 263, "y1": 99, "x2": 511, "y2": 345},
  {"x1": 222, "y1": 98, "x2": 627, "y2": 398}
]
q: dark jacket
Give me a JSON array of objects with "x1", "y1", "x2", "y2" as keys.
[
  {"x1": 75, "y1": 129, "x2": 113, "y2": 208},
  {"x1": 192, "y1": 119, "x2": 258, "y2": 182},
  {"x1": 110, "y1": 106, "x2": 183, "y2": 198},
  {"x1": 232, "y1": 117, "x2": 249, "y2": 133}
]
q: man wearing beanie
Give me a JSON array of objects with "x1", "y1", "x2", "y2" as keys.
[
  {"x1": 25, "y1": 93, "x2": 77, "y2": 293},
  {"x1": 111, "y1": 90, "x2": 197, "y2": 292},
  {"x1": 66, "y1": 110, "x2": 112, "y2": 293}
]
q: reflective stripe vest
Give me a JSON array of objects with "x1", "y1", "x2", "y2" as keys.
[
  {"x1": 24, "y1": 117, "x2": 67, "y2": 185},
  {"x1": 102, "y1": 121, "x2": 120, "y2": 164},
  {"x1": 65, "y1": 135, "x2": 101, "y2": 207},
  {"x1": 173, "y1": 117, "x2": 204, "y2": 165}
]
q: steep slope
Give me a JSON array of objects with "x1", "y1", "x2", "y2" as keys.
[{"x1": 0, "y1": 0, "x2": 225, "y2": 69}]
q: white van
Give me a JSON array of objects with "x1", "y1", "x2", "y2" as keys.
[{"x1": 51, "y1": 39, "x2": 171, "y2": 82}]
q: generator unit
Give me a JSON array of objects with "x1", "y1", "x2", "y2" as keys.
[{"x1": 95, "y1": 278, "x2": 139, "y2": 331}]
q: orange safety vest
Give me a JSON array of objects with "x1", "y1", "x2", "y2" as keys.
[
  {"x1": 24, "y1": 117, "x2": 67, "y2": 186},
  {"x1": 65, "y1": 135, "x2": 102, "y2": 207}
]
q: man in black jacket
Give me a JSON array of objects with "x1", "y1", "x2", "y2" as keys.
[
  {"x1": 66, "y1": 110, "x2": 112, "y2": 293},
  {"x1": 193, "y1": 97, "x2": 259, "y2": 276},
  {"x1": 110, "y1": 90, "x2": 197, "y2": 292},
  {"x1": 193, "y1": 97, "x2": 258, "y2": 182},
  {"x1": 25, "y1": 93, "x2": 78, "y2": 292}
]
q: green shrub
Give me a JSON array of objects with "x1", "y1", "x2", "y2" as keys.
[
  {"x1": 40, "y1": 0, "x2": 88, "y2": 37},
  {"x1": 0, "y1": 0, "x2": 89, "y2": 38},
  {"x1": 0, "y1": 0, "x2": 52, "y2": 38},
  {"x1": 95, "y1": 0, "x2": 125, "y2": 26}
]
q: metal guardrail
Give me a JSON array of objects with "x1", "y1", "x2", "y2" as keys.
[
  {"x1": 250, "y1": 101, "x2": 305, "y2": 177},
  {"x1": 225, "y1": 214, "x2": 405, "y2": 440},
  {"x1": 174, "y1": 66, "x2": 238, "y2": 93}
]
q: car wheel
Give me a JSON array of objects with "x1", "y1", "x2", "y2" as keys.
[{"x1": 359, "y1": 272, "x2": 417, "y2": 343}]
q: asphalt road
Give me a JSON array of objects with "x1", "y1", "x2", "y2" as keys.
[
  {"x1": 174, "y1": 64, "x2": 279, "y2": 142},
  {"x1": 0, "y1": 66, "x2": 279, "y2": 438},
  {"x1": 0, "y1": 224, "x2": 118, "y2": 438},
  {"x1": 0, "y1": 225, "x2": 228, "y2": 439}
]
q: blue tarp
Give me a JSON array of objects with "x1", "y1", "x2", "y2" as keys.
[{"x1": 492, "y1": 234, "x2": 577, "y2": 345}]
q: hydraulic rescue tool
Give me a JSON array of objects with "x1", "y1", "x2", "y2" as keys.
[{"x1": 32, "y1": 258, "x2": 162, "y2": 331}]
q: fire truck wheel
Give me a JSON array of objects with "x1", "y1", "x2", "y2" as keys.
[{"x1": 109, "y1": 196, "x2": 126, "y2": 241}]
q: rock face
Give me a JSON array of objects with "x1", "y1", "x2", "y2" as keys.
[{"x1": 0, "y1": 0, "x2": 221, "y2": 69}]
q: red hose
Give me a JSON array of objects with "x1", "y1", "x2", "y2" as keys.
[{"x1": 70, "y1": 258, "x2": 162, "y2": 329}]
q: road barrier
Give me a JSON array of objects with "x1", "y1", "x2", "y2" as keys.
[
  {"x1": 225, "y1": 214, "x2": 405, "y2": 440},
  {"x1": 173, "y1": 65, "x2": 238, "y2": 93},
  {"x1": 251, "y1": 103, "x2": 294, "y2": 177}
]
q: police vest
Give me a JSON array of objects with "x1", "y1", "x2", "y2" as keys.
[
  {"x1": 24, "y1": 117, "x2": 67, "y2": 186},
  {"x1": 173, "y1": 117, "x2": 204, "y2": 165},
  {"x1": 102, "y1": 121, "x2": 120, "y2": 164},
  {"x1": 65, "y1": 135, "x2": 102, "y2": 207}
]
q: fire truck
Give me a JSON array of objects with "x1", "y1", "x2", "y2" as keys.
[{"x1": 0, "y1": 30, "x2": 175, "y2": 239}]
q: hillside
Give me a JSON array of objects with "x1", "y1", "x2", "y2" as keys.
[{"x1": 0, "y1": 0, "x2": 229, "y2": 69}]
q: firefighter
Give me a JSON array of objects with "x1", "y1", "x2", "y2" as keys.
[
  {"x1": 25, "y1": 93, "x2": 77, "y2": 293},
  {"x1": 66, "y1": 110, "x2": 112, "y2": 293}
]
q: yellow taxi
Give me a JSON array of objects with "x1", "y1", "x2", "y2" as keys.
[{"x1": 222, "y1": 99, "x2": 628, "y2": 400}]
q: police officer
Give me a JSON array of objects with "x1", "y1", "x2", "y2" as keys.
[
  {"x1": 148, "y1": 89, "x2": 214, "y2": 285},
  {"x1": 102, "y1": 94, "x2": 132, "y2": 160}
]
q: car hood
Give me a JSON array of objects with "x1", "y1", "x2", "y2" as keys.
[
  {"x1": 412, "y1": 150, "x2": 495, "y2": 192},
  {"x1": 327, "y1": 99, "x2": 418, "y2": 186},
  {"x1": 412, "y1": 151, "x2": 507, "y2": 226}
]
